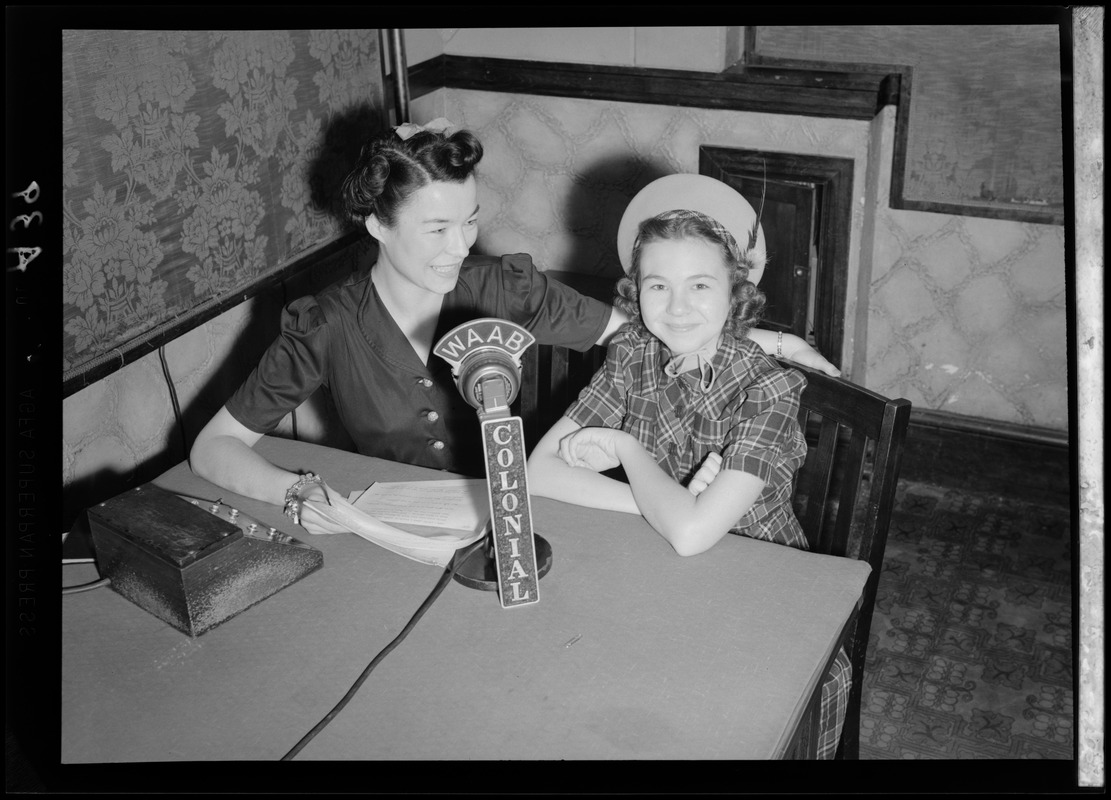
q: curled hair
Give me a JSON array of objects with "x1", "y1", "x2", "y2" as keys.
[
  {"x1": 340, "y1": 128, "x2": 484, "y2": 227},
  {"x1": 614, "y1": 211, "x2": 766, "y2": 340}
]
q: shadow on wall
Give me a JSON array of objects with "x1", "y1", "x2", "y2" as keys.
[
  {"x1": 62, "y1": 106, "x2": 384, "y2": 531},
  {"x1": 308, "y1": 102, "x2": 387, "y2": 230},
  {"x1": 172, "y1": 104, "x2": 386, "y2": 456},
  {"x1": 64, "y1": 464, "x2": 174, "y2": 537},
  {"x1": 175, "y1": 288, "x2": 291, "y2": 455},
  {"x1": 552, "y1": 155, "x2": 674, "y2": 281},
  {"x1": 174, "y1": 105, "x2": 386, "y2": 464}
]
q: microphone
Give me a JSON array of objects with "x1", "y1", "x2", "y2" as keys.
[{"x1": 433, "y1": 319, "x2": 552, "y2": 607}]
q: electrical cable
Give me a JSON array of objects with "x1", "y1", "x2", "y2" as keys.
[
  {"x1": 280, "y1": 538, "x2": 485, "y2": 761},
  {"x1": 279, "y1": 278, "x2": 300, "y2": 442},
  {"x1": 158, "y1": 345, "x2": 188, "y2": 459},
  {"x1": 63, "y1": 556, "x2": 110, "y2": 594},
  {"x1": 62, "y1": 577, "x2": 111, "y2": 595}
]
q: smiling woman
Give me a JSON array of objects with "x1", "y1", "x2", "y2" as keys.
[
  {"x1": 361, "y1": 176, "x2": 480, "y2": 362},
  {"x1": 188, "y1": 121, "x2": 618, "y2": 535}
]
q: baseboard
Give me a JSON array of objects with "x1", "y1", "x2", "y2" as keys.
[
  {"x1": 901, "y1": 409, "x2": 1072, "y2": 505},
  {"x1": 909, "y1": 408, "x2": 1069, "y2": 447}
]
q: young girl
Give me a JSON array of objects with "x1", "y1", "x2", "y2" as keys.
[
  {"x1": 527, "y1": 175, "x2": 849, "y2": 758},
  {"x1": 527, "y1": 180, "x2": 808, "y2": 557}
]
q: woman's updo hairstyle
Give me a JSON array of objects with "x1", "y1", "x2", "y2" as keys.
[{"x1": 341, "y1": 127, "x2": 483, "y2": 228}]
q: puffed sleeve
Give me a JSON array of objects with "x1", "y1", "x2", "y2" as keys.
[
  {"x1": 491, "y1": 254, "x2": 612, "y2": 351},
  {"x1": 224, "y1": 296, "x2": 331, "y2": 434},
  {"x1": 720, "y1": 365, "x2": 807, "y2": 484}
]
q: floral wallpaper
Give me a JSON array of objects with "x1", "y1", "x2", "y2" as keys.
[{"x1": 62, "y1": 30, "x2": 386, "y2": 381}]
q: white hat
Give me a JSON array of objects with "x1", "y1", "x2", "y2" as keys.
[{"x1": 616, "y1": 174, "x2": 766, "y2": 286}]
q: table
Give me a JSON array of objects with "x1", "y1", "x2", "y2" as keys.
[{"x1": 62, "y1": 437, "x2": 869, "y2": 762}]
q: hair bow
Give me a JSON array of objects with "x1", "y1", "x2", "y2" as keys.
[{"x1": 394, "y1": 117, "x2": 455, "y2": 141}]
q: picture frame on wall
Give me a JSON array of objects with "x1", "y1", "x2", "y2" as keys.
[{"x1": 746, "y1": 21, "x2": 1067, "y2": 225}]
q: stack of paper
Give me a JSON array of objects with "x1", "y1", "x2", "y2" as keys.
[{"x1": 304, "y1": 479, "x2": 491, "y2": 567}]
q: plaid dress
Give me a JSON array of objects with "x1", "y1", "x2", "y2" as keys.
[{"x1": 565, "y1": 328, "x2": 850, "y2": 758}]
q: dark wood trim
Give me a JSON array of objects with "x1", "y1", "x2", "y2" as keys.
[
  {"x1": 407, "y1": 53, "x2": 445, "y2": 103},
  {"x1": 892, "y1": 196, "x2": 1066, "y2": 225},
  {"x1": 910, "y1": 407, "x2": 1068, "y2": 448},
  {"x1": 700, "y1": 146, "x2": 855, "y2": 370},
  {"x1": 742, "y1": 27, "x2": 758, "y2": 67},
  {"x1": 62, "y1": 230, "x2": 364, "y2": 398},
  {"x1": 411, "y1": 54, "x2": 898, "y2": 121},
  {"x1": 902, "y1": 408, "x2": 1071, "y2": 504}
]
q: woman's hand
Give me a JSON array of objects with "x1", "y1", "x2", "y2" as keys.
[
  {"x1": 295, "y1": 481, "x2": 354, "y2": 536},
  {"x1": 747, "y1": 329, "x2": 840, "y2": 377},
  {"x1": 558, "y1": 427, "x2": 630, "y2": 472},
  {"x1": 779, "y1": 333, "x2": 841, "y2": 377},
  {"x1": 687, "y1": 452, "x2": 723, "y2": 497}
]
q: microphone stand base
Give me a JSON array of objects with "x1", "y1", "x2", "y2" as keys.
[{"x1": 453, "y1": 534, "x2": 552, "y2": 592}]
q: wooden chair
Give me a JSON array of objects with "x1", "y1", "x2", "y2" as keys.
[
  {"x1": 517, "y1": 342, "x2": 607, "y2": 450},
  {"x1": 519, "y1": 343, "x2": 911, "y2": 759},
  {"x1": 776, "y1": 358, "x2": 912, "y2": 759}
]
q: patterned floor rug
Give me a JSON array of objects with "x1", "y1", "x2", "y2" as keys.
[{"x1": 858, "y1": 479, "x2": 1074, "y2": 759}]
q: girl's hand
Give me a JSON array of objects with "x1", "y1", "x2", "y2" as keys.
[
  {"x1": 558, "y1": 427, "x2": 628, "y2": 472},
  {"x1": 687, "y1": 452, "x2": 723, "y2": 497}
]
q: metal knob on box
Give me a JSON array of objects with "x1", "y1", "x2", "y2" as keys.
[{"x1": 86, "y1": 483, "x2": 323, "y2": 637}]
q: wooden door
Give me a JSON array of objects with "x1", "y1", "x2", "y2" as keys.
[
  {"x1": 752, "y1": 179, "x2": 816, "y2": 339},
  {"x1": 700, "y1": 146, "x2": 854, "y2": 370}
]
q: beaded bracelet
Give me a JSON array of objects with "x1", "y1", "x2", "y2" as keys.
[
  {"x1": 283, "y1": 472, "x2": 323, "y2": 525},
  {"x1": 777, "y1": 330, "x2": 784, "y2": 358}
]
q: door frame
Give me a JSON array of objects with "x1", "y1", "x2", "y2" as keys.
[{"x1": 700, "y1": 146, "x2": 855, "y2": 369}]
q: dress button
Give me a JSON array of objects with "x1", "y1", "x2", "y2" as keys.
[
  {"x1": 430, "y1": 439, "x2": 446, "y2": 451},
  {"x1": 417, "y1": 377, "x2": 433, "y2": 388},
  {"x1": 425, "y1": 410, "x2": 440, "y2": 422}
]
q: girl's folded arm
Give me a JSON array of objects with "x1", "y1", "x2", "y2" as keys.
[
  {"x1": 528, "y1": 419, "x2": 766, "y2": 555},
  {"x1": 613, "y1": 436, "x2": 765, "y2": 556},
  {"x1": 526, "y1": 416, "x2": 641, "y2": 514}
]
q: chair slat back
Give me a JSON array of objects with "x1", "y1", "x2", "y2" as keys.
[
  {"x1": 788, "y1": 364, "x2": 910, "y2": 548},
  {"x1": 518, "y1": 343, "x2": 606, "y2": 449},
  {"x1": 780, "y1": 359, "x2": 912, "y2": 758}
]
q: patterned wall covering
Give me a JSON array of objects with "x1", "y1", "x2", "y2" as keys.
[
  {"x1": 753, "y1": 25, "x2": 1065, "y2": 221},
  {"x1": 61, "y1": 237, "x2": 370, "y2": 526},
  {"x1": 61, "y1": 29, "x2": 385, "y2": 382},
  {"x1": 425, "y1": 89, "x2": 870, "y2": 288},
  {"x1": 419, "y1": 89, "x2": 1067, "y2": 431},
  {"x1": 867, "y1": 167, "x2": 1069, "y2": 426}
]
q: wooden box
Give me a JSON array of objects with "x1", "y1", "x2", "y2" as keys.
[{"x1": 86, "y1": 483, "x2": 323, "y2": 637}]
